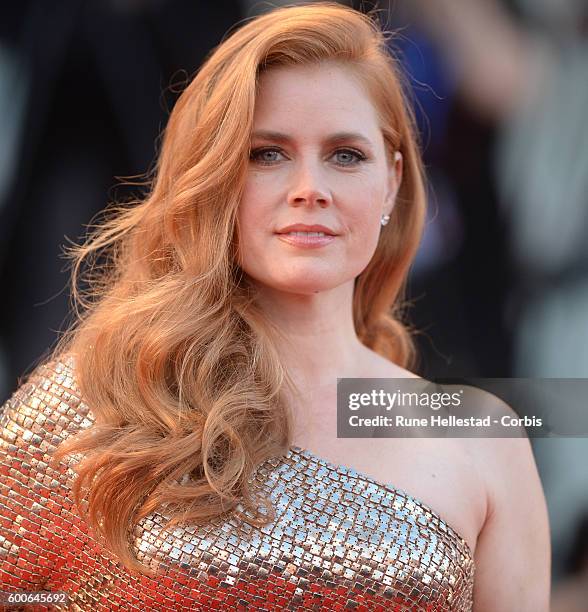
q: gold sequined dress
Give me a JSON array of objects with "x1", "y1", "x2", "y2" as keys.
[{"x1": 0, "y1": 356, "x2": 475, "y2": 611}]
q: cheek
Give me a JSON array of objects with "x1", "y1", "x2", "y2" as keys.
[
  {"x1": 236, "y1": 214, "x2": 263, "y2": 270},
  {"x1": 344, "y1": 185, "x2": 385, "y2": 236},
  {"x1": 239, "y1": 176, "x2": 280, "y2": 230},
  {"x1": 236, "y1": 192, "x2": 277, "y2": 272},
  {"x1": 241, "y1": 172, "x2": 282, "y2": 203},
  {"x1": 341, "y1": 187, "x2": 385, "y2": 265}
]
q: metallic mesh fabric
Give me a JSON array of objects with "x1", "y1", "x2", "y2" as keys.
[{"x1": 1, "y1": 356, "x2": 475, "y2": 611}]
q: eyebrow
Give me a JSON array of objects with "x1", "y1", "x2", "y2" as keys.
[{"x1": 250, "y1": 130, "x2": 375, "y2": 148}]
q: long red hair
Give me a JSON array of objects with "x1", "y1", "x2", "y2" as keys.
[{"x1": 50, "y1": 1, "x2": 426, "y2": 574}]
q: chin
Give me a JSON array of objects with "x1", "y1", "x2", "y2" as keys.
[{"x1": 262, "y1": 273, "x2": 345, "y2": 295}]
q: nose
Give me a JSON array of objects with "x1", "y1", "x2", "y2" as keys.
[{"x1": 287, "y1": 160, "x2": 332, "y2": 208}]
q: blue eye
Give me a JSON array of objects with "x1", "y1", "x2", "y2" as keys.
[
  {"x1": 249, "y1": 148, "x2": 286, "y2": 165},
  {"x1": 333, "y1": 149, "x2": 367, "y2": 166},
  {"x1": 249, "y1": 147, "x2": 367, "y2": 167}
]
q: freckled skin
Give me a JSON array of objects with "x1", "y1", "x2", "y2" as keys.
[{"x1": 237, "y1": 63, "x2": 402, "y2": 296}]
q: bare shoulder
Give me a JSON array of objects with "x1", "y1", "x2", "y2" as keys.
[
  {"x1": 449, "y1": 387, "x2": 545, "y2": 521},
  {"x1": 458, "y1": 387, "x2": 539, "y2": 491},
  {"x1": 464, "y1": 390, "x2": 551, "y2": 611},
  {"x1": 443, "y1": 388, "x2": 550, "y2": 610}
]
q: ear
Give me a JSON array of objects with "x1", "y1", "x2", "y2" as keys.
[{"x1": 383, "y1": 151, "x2": 403, "y2": 218}]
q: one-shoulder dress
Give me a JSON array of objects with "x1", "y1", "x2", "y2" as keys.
[{"x1": 0, "y1": 356, "x2": 475, "y2": 611}]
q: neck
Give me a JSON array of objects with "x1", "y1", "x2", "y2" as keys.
[{"x1": 253, "y1": 279, "x2": 367, "y2": 393}]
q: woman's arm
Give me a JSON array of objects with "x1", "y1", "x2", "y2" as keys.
[{"x1": 473, "y1": 418, "x2": 551, "y2": 610}]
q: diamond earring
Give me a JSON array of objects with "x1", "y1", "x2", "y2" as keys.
[{"x1": 381, "y1": 214, "x2": 390, "y2": 226}]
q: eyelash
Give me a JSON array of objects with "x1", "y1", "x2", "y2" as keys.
[{"x1": 249, "y1": 146, "x2": 368, "y2": 167}]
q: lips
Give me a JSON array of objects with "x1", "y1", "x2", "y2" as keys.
[
  {"x1": 275, "y1": 224, "x2": 338, "y2": 236},
  {"x1": 275, "y1": 226, "x2": 338, "y2": 249}
]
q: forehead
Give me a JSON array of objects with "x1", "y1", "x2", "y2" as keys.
[{"x1": 253, "y1": 63, "x2": 381, "y2": 134}]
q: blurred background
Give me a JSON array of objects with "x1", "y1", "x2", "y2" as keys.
[{"x1": 0, "y1": 0, "x2": 587, "y2": 606}]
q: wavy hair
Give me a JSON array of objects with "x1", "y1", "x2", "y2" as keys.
[{"x1": 50, "y1": 1, "x2": 426, "y2": 574}]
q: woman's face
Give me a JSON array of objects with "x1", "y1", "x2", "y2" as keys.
[{"x1": 237, "y1": 62, "x2": 402, "y2": 295}]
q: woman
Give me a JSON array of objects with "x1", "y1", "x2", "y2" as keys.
[{"x1": 0, "y1": 2, "x2": 549, "y2": 610}]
